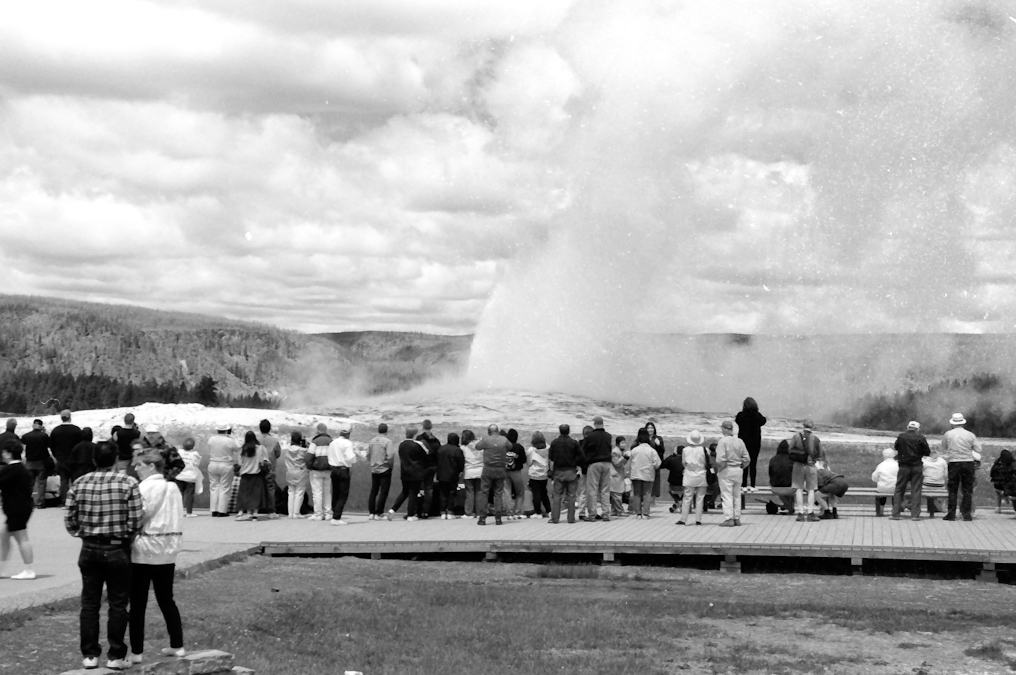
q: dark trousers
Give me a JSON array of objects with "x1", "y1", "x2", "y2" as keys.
[
  {"x1": 368, "y1": 471, "x2": 392, "y2": 515},
  {"x1": 551, "y1": 477, "x2": 578, "y2": 523},
  {"x1": 79, "y1": 541, "x2": 132, "y2": 659},
  {"x1": 742, "y1": 447, "x2": 761, "y2": 488},
  {"x1": 58, "y1": 462, "x2": 74, "y2": 504},
  {"x1": 437, "y1": 480, "x2": 458, "y2": 514},
  {"x1": 177, "y1": 481, "x2": 196, "y2": 514},
  {"x1": 330, "y1": 466, "x2": 351, "y2": 520},
  {"x1": 27, "y1": 465, "x2": 47, "y2": 508},
  {"x1": 260, "y1": 471, "x2": 277, "y2": 514},
  {"x1": 529, "y1": 478, "x2": 551, "y2": 515},
  {"x1": 892, "y1": 464, "x2": 923, "y2": 518},
  {"x1": 129, "y1": 563, "x2": 183, "y2": 655},
  {"x1": 478, "y1": 475, "x2": 506, "y2": 518},
  {"x1": 947, "y1": 461, "x2": 975, "y2": 519},
  {"x1": 391, "y1": 479, "x2": 422, "y2": 517},
  {"x1": 421, "y1": 468, "x2": 437, "y2": 516}
]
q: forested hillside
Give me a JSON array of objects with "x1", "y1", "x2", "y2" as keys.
[{"x1": 0, "y1": 296, "x2": 470, "y2": 414}]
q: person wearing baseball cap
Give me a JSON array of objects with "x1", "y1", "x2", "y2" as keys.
[
  {"x1": 714, "y1": 421, "x2": 750, "y2": 527},
  {"x1": 206, "y1": 422, "x2": 239, "y2": 517},
  {"x1": 891, "y1": 421, "x2": 931, "y2": 520},
  {"x1": 941, "y1": 413, "x2": 981, "y2": 521}
]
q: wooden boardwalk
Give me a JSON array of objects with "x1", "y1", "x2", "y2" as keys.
[{"x1": 260, "y1": 505, "x2": 1016, "y2": 579}]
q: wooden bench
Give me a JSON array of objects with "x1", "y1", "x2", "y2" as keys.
[{"x1": 739, "y1": 486, "x2": 949, "y2": 514}]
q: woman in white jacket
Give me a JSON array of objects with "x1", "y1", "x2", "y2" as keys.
[
  {"x1": 461, "y1": 430, "x2": 484, "y2": 518},
  {"x1": 128, "y1": 452, "x2": 185, "y2": 665},
  {"x1": 871, "y1": 448, "x2": 899, "y2": 517}
]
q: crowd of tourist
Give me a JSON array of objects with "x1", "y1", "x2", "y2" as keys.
[{"x1": 0, "y1": 398, "x2": 1004, "y2": 670}]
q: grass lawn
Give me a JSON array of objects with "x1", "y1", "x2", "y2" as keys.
[{"x1": 6, "y1": 556, "x2": 1016, "y2": 674}]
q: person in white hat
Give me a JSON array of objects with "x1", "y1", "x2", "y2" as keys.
[
  {"x1": 676, "y1": 431, "x2": 710, "y2": 526},
  {"x1": 206, "y1": 423, "x2": 238, "y2": 518},
  {"x1": 940, "y1": 413, "x2": 981, "y2": 521},
  {"x1": 891, "y1": 421, "x2": 931, "y2": 520}
]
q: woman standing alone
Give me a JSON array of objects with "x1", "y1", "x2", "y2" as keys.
[{"x1": 735, "y1": 397, "x2": 767, "y2": 493}]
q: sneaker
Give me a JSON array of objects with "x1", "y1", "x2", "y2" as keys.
[
  {"x1": 942, "y1": 515, "x2": 956, "y2": 521},
  {"x1": 695, "y1": 521, "x2": 703, "y2": 526},
  {"x1": 406, "y1": 516, "x2": 419, "y2": 522},
  {"x1": 889, "y1": 516, "x2": 901, "y2": 521},
  {"x1": 807, "y1": 513, "x2": 821, "y2": 522},
  {"x1": 669, "y1": 504, "x2": 679, "y2": 513},
  {"x1": 478, "y1": 518, "x2": 487, "y2": 526},
  {"x1": 160, "y1": 648, "x2": 186, "y2": 657},
  {"x1": 368, "y1": 514, "x2": 375, "y2": 521},
  {"x1": 601, "y1": 517, "x2": 610, "y2": 522},
  {"x1": 495, "y1": 517, "x2": 503, "y2": 525},
  {"x1": 330, "y1": 519, "x2": 348, "y2": 526},
  {"x1": 636, "y1": 514, "x2": 643, "y2": 520},
  {"x1": 82, "y1": 657, "x2": 99, "y2": 669},
  {"x1": 675, "y1": 520, "x2": 685, "y2": 526},
  {"x1": 105, "y1": 658, "x2": 131, "y2": 670},
  {"x1": 11, "y1": 570, "x2": 35, "y2": 580},
  {"x1": 307, "y1": 515, "x2": 323, "y2": 521},
  {"x1": 719, "y1": 519, "x2": 735, "y2": 527},
  {"x1": 796, "y1": 514, "x2": 807, "y2": 522},
  {"x1": 386, "y1": 511, "x2": 394, "y2": 521},
  {"x1": 733, "y1": 518, "x2": 741, "y2": 526},
  {"x1": 234, "y1": 514, "x2": 251, "y2": 521},
  {"x1": 128, "y1": 654, "x2": 143, "y2": 664}
]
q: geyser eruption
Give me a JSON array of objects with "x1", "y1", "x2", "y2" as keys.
[{"x1": 467, "y1": 0, "x2": 1016, "y2": 416}]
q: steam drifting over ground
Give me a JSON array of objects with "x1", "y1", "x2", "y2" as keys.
[{"x1": 468, "y1": 1, "x2": 1016, "y2": 416}]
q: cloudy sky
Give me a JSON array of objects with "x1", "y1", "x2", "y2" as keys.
[{"x1": 4, "y1": 0, "x2": 1016, "y2": 339}]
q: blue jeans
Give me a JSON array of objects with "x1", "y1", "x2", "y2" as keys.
[
  {"x1": 79, "y1": 541, "x2": 132, "y2": 659},
  {"x1": 550, "y1": 470, "x2": 579, "y2": 523},
  {"x1": 478, "y1": 475, "x2": 506, "y2": 518}
]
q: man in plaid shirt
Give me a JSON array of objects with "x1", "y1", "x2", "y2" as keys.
[{"x1": 65, "y1": 440, "x2": 143, "y2": 671}]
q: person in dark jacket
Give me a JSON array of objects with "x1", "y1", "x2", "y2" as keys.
[
  {"x1": 69, "y1": 428, "x2": 97, "y2": 480},
  {"x1": 735, "y1": 397, "x2": 767, "y2": 492},
  {"x1": 139, "y1": 427, "x2": 185, "y2": 483},
  {"x1": 644, "y1": 421, "x2": 666, "y2": 502},
  {"x1": 660, "y1": 446, "x2": 684, "y2": 513},
  {"x1": 50, "y1": 409, "x2": 83, "y2": 505},
  {"x1": 892, "y1": 420, "x2": 931, "y2": 520},
  {"x1": 20, "y1": 420, "x2": 50, "y2": 509},
  {"x1": 387, "y1": 426, "x2": 428, "y2": 521},
  {"x1": 549, "y1": 424, "x2": 585, "y2": 524},
  {"x1": 816, "y1": 465, "x2": 848, "y2": 519},
  {"x1": 0, "y1": 439, "x2": 36, "y2": 580},
  {"x1": 113, "y1": 413, "x2": 141, "y2": 472},
  {"x1": 0, "y1": 419, "x2": 18, "y2": 448},
  {"x1": 504, "y1": 429, "x2": 527, "y2": 519},
  {"x1": 436, "y1": 433, "x2": 465, "y2": 519},
  {"x1": 990, "y1": 450, "x2": 1016, "y2": 513},
  {"x1": 416, "y1": 420, "x2": 441, "y2": 519},
  {"x1": 766, "y1": 440, "x2": 796, "y2": 514},
  {"x1": 583, "y1": 417, "x2": 613, "y2": 521}
]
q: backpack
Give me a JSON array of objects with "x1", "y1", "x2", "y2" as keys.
[{"x1": 788, "y1": 433, "x2": 813, "y2": 464}]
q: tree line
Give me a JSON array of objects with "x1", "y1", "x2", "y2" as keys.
[{"x1": 0, "y1": 370, "x2": 279, "y2": 415}]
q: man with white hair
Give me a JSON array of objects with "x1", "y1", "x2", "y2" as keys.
[
  {"x1": 941, "y1": 413, "x2": 981, "y2": 521},
  {"x1": 892, "y1": 420, "x2": 931, "y2": 520}
]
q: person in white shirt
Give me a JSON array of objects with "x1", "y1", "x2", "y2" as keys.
[
  {"x1": 526, "y1": 432, "x2": 551, "y2": 518},
  {"x1": 128, "y1": 452, "x2": 185, "y2": 665},
  {"x1": 326, "y1": 424, "x2": 364, "y2": 525},
  {"x1": 870, "y1": 448, "x2": 899, "y2": 517},
  {"x1": 714, "y1": 421, "x2": 751, "y2": 527},
  {"x1": 205, "y1": 424, "x2": 238, "y2": 518},
  {"x1": 941, "y1": 412, "x2": 982, "y2": 521},
  {"x1": 922, "y1": 453, "x2": 948, "y2": 517},
  {"x1": 174, "y1": 438, "x2": 203, "y2": 518}
]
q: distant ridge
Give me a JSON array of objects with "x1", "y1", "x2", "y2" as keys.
[{"x1": 0, "y1": 295, "x2": 469, "y2": 414}]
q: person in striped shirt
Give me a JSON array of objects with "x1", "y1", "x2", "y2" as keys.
[{"x1": 65, "y1": 440, "x2": 144, "y2": 671}]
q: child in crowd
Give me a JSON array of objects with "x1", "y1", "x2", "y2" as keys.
[
  {"x1": 871, "y1": 448, "x2": 898, "y2": 517},
  {"x1": 174, "y1": 438, "x2": 203, "y2": 518},
  {"x1": 922, "y1": 452, "x2": 948, "y2": 517},
  {"x1": 660, "y1": 445, "x2": 684, "y2": 513},
  {"x1": 609, "y1": 437, "x2": 629, "y2": 517}
]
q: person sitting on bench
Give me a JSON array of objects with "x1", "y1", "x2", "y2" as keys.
[
  {"x1": 765, "y1": 440, "x2": 796, "y2": 515},
  {"x1": 871, "y1": 448, "x2": 898, "y2": 517},
  {"x1": 922, "y1": 453, "x2": 948, "y2": 517}
]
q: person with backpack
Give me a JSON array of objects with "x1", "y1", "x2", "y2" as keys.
[
  {"x1": 788, "y1": 419, "x2": 827, "y2": 522},
  {"x1": 892, "y1": 421, "x2": 931, "y2": 520},
  {"x1": 676, "y1": 431, "x2": 710, "y2": 526}
]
